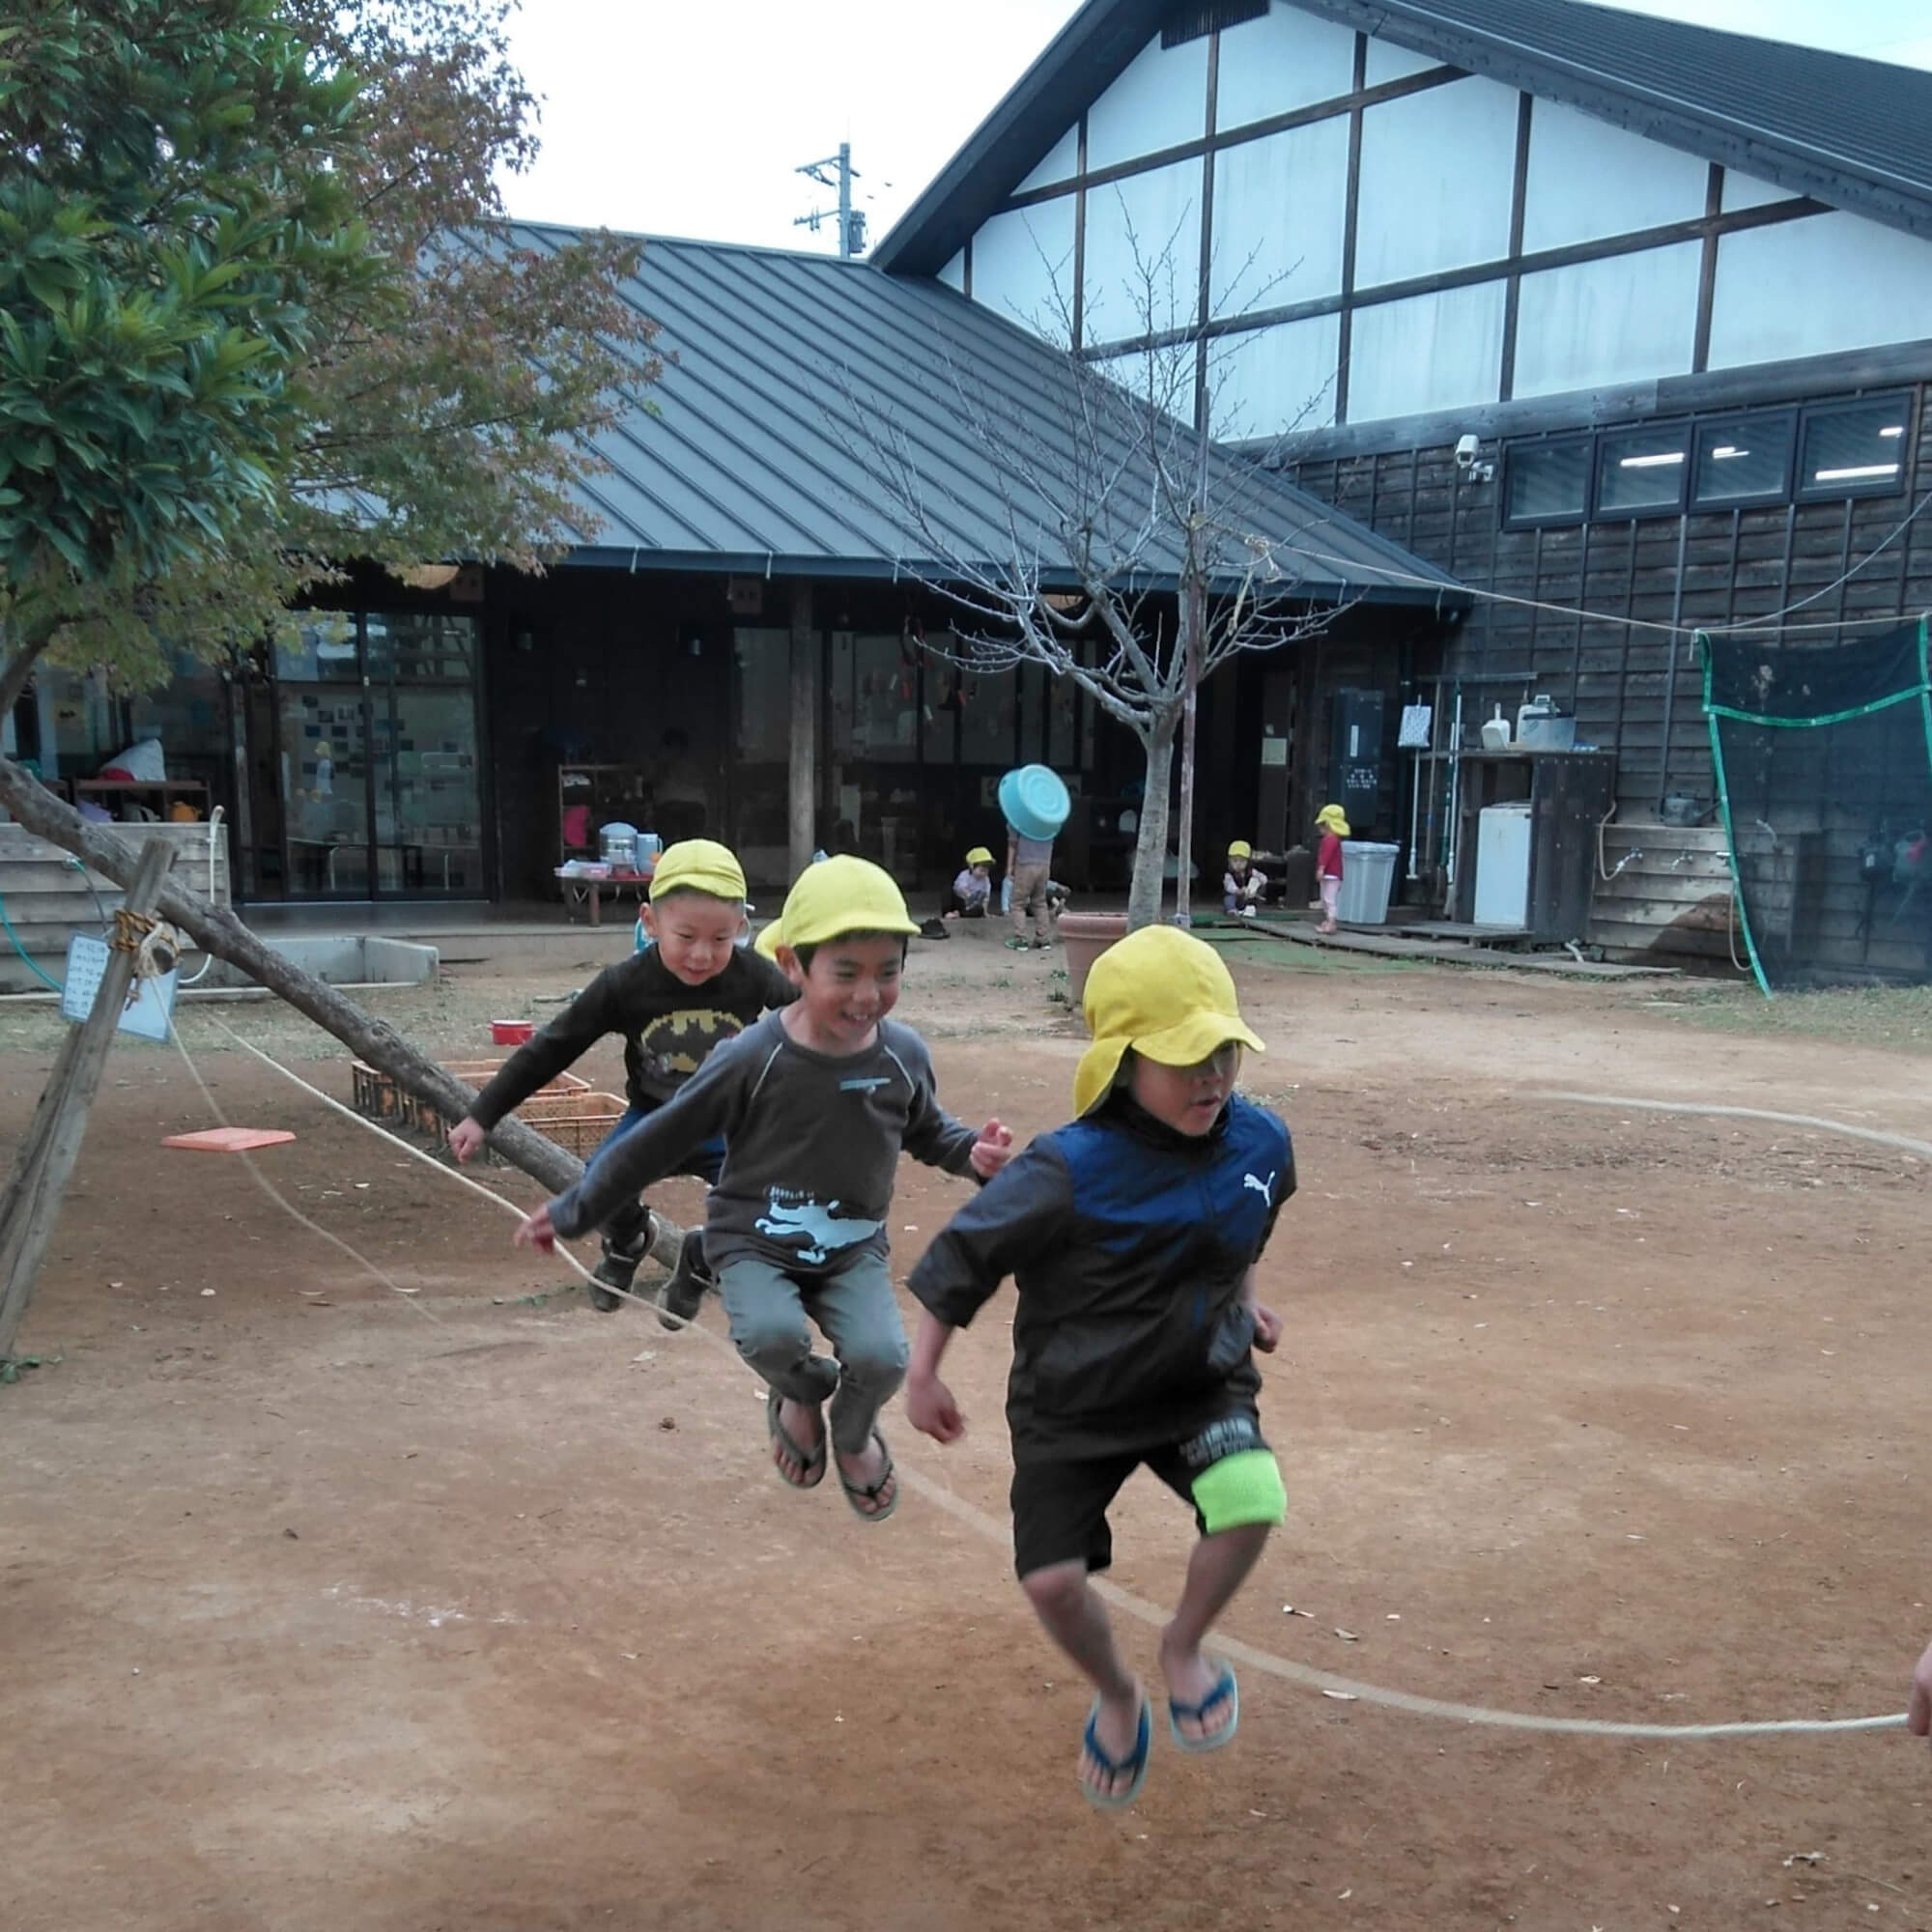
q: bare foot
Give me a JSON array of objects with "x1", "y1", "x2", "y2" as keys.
[
  {"x1": 834, "y1": 1433, "x2": 897, "y2": 1517},
  {"x1": 1081, "y1": 1685, "x2": 1147, "y2": 1802},
  {"x1": 772, "y1": 1397, "x2": 824, "y2": 1486},
  {"x1": 1160, "y1": 1638, "x2": 1236, "y2": 1747}
]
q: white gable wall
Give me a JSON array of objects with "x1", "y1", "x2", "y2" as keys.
[{"x1": 956, "y1": 1, "x2": 1932, "y2": 437}]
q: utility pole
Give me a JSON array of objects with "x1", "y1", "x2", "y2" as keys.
[{"x1": 794, "y1": 144, "x2": 866, "y2": 260}]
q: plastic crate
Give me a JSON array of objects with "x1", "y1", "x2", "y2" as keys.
[
  {"x1": 524, "y1": 1091, "x2": 629, "y2": 1158},
  {"x1": 350, "y1": 1062, "x2": 401, "y2": 1121}
]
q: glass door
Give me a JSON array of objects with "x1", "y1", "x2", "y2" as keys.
[
  {"x1": 367, "y1": 613, "x2": 484, "y2": 896},
  {"x1": 274, "y1": 616, "x2": 372, "y2": 897}
]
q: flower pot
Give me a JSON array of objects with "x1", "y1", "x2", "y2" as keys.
[{"x1": 1059, "y1": 911, "x2": 1128, "y2": 1006}]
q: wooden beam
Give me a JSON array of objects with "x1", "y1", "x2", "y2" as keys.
[
  {"x1": 0, "y1": 838, "x2": 174, "y2": 1360},
  {"x1": 787, "y1": 581, "x2": 817, "y2": 880}
]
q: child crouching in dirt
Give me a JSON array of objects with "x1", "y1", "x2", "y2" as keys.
[
  {"x1": 451, "y1": 839, "x2": 793, "y2": 1321},
  {"x1": 905, "y1": 924, "x2": 1291, "y2": 1808},
  {"x1": 516, "y1": 856, "x2": 1013, "y2": 1520}
]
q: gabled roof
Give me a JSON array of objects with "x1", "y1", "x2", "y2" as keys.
[
  {"x1": 873, "y1": 0, "x2": 1932, "y2": 275},
  {"x1": 505, "y1": 224, "x2": 1463, "y2": 608}
]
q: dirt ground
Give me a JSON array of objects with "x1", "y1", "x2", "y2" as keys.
[{"x1": 5, "y1": 925, "x2": 1930, "y2": 1932}]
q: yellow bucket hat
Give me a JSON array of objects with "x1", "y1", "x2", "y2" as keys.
[
  {"x1": 753, "y1": 918, "x2": 783, "y2": 961},
  {"x1": 776, "y1": 854, "x2": 920, "y2": 951},
  {"x1": 1315, "y1": 804, "x2": 1350, "y2": 837},
  {"x1": 1228, "y1": 838, "x2": 1252, "y2": 860},
  {"x1": 965, "y1": 845, "x2": 995, "y2": 867},
  {"x1": 649, "y1": 838, "x2": 747, "y2": 903},
  {"x1": 1072, "y1": 925, "x2": 1265, "y2": 1118}
]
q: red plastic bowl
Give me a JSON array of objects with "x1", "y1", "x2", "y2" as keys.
[{"x1": 491, "y1": 1019, "x2": 535, "y2": 1046}]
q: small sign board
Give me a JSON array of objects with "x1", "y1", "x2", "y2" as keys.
[{"x1": 60, "y1": 934, "x2": 178, "y2": 1043}]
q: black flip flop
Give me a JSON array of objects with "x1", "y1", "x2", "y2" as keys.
[
  {"x1": 835, "y1": 1427, "x2": 899, "y2": 1523},
  {"x1": 766, "y1": 1386, "x2": 827, "y2": 1490}
]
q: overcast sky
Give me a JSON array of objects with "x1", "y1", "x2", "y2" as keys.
[{"x1": 497, "y1": 2, "x2": 1932, "y2": 252}]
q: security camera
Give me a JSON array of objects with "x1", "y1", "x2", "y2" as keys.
[{"x1": 1454, "y1": 433, "x2": 1481, "y2": 469}]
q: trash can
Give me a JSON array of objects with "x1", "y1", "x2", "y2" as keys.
[{"x1": 1335, "y1": 840, "x2": 1399, "y2": 924}]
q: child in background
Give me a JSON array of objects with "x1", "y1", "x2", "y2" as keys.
[
  {"x1": 516, "y1": 857, "x2": 1014, "y2": 1520},
  {"x1": 1007, "y1": 821, "x2": 1056, "y2": 951},
  {"x1": 905, "y1": 925, "x2": 1292, "y2": 1808},
  {"x1": 451, "y1": 840, "x2": 793, "y2": 1318},
  {"x1": 946, "y1": 846, "x2": 996, "y2": 920},
  {"x1": 1223, "y1": 840, "x2": 1266, "y2": 918},
  {"x1": 1314, "y1": 804, "x2": 1350, "y2": 935}
]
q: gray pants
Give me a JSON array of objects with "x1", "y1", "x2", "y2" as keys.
[
  {"x1": 1011, "y1": 862, "x2": 1052, "y2": 945},
  {"x1": 718, "y1": 1252, "x2": 909, "y2": 1456}
]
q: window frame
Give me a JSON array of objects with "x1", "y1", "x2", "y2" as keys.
[
  {"x1": 1690, "y1": 408, "x2": 1798, "y2": 510},
  {"x1": 1593, "y1": 423, "x2": 1691, "y2": 522},
  {"x1": 1794, "y1": 390, "x2": 1914, "y2": 504},
  {"x1": 1500, "y1": 433, "x2": 1594, "y2": 531}
]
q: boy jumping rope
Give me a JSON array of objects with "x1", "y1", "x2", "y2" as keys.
[
  {"x1": 453, "y1": 839, "x2": 793, "y2": 1320},
  {"x1": 905, "y1": 924, "x2": 1291, "y2": 1807},
  {"x1": 516, "y1": 856, "x2": 1013, "y2": 1519}
]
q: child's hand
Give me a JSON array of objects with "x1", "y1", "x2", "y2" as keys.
[
  {"x1": 1251, "y1": 1303, "x2": 1283, "y2": 1353},
  {"x1": 448, "y1": 1117, "x2": 486, "y2": 1163},
  {"x1": 514, "y1": 1205, "x2": 557, "y2": 1254},
  {"x1": 970, "y1": 1119, "x2": 1014, "y2": 1179},
  {"x1": 905, "y1": 1372, "x2": 965, "y2": 1443},
  {"x1": 1911, "y1": 1638, "x2": 1932, "y2": 1745}
]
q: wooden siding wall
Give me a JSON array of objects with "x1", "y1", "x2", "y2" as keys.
[{"x1": 1285, "y1": 379, "x2": 1932, "y2": 818}]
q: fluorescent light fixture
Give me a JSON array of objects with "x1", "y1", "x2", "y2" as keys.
[
  {"x1": 1710, "y1": 445, "x2": 1746, "y2": 460},
  {"x1": 1814, "y1": 463, "x2": 1900, "y2": 482},
  {"x1": 1619, "y1": 451, "x2": 1686, "y2": 469},
  {"x1": 1879, "y1": 424, "x2": 1904, "y2": 439}
]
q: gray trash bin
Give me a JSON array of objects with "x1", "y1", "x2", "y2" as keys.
[{"x1": 1335, "y1": 840, "x2": 1399, "y2": 924}]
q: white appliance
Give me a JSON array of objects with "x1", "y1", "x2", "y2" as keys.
[{"x1": 1473, "y1": 801, "x2": 1532, "y2": 928}]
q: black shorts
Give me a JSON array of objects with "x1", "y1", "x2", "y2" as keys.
[{"x1": 1009, "y1": 1409, "x2": 1271, "y2": 1579}]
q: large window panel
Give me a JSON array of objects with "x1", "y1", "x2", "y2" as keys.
[
  {"x1": 1720, "y1": 170, "x2": 1793, "y2": 213},
  {"x1": 1512, "y1": 242, "x2": 1700, "y2": 398},
  {"x1": 1208, "y1": 313, "x2": 1342, "y2": 438},
  {"x1": 1595, "y1": 424, "x2": 1689, "y2": 519},
  {"x1": 1214, "y1": 3, "x2": 1357, "y2": 131},
  {"x1": 1363, "y1": 36, "x2": 1436, "y2": 83},
  {"x1": 1017, "y1": 126, "x2": 1080, "y2": 194},
  {"x1": 1520, "y1": 100, "x2": 1708, "y2": 253},
  {"x1": 1692, "y1": 412, "x2": 1796, "y2": 507},
  {"x1": 1502, "y1": 438, "x2": 1591, "y2": 527},
  {"x1": 1083, "y1": 162, "x2": 1202, "y2": 344},
  {"x1": 1347, "y1": 280, "x2": 1507, "y2": 424},
  {"x1": 1707, "y1": 213, "x2": 1932, "y2": 370},
  {"x1": 1209, "y1": 118, "x2": 1350, "y2": 316},
  {"x1": 1798, "y1": 396, "x2": 1911, "y2": 500},
  {"x1": 972, "y1": 200, "x2": 1077, "y2": 332},
  {"x1": 1354, "y1": 78, "x2": 1518, "y2": 286},
  {"x1": 1086, "y1": 34, "x2": 1208, "y2": 172}
]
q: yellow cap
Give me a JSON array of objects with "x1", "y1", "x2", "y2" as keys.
[
  {"x1": 1315, "y1": 804, "x2": 1350, "y2": 837},
  {"x1": 1228, "y1": 838, "x2": 1252, "y2": 860},
  {"x1": 753, "y1": 918, "x2": 783, "y2": 961},
  {"x1": 775, "y1": 854, "x2": 919, "y2": 951},
  {"x1": 965, "y1": 845, "x2": 995, "y2": 867},
  {"x1": 1072, "y1": 924, "x2": 1264, "y2": 1118},
  {"x1": 649, "y1": 838, "x2": 746, "y2": 903}
]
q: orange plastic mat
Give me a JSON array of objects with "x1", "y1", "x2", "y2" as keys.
[{"x1": 161, "y1": 1128, "x2": 298, "y2": 1153}]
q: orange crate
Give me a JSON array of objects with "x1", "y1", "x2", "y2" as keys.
[
  {"x1": 527, "y1": 1092, "x2": 629, "y2": 1158},
  {"x1": 350, "y1": 1062, "x2": 401, "y2": 1121}
]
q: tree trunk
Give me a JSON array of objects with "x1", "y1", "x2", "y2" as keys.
[
  {"x1": 0, "y1": 754, "x2": 683, "y2": 1256},
  {"x1": 1174, "y1": 575, "x2": 1204, "y2": 927},
  {"x1": 1124, "y1": 710, "x2": 1177, "y2": 930}
]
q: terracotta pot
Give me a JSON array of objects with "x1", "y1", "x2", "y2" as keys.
[{"x1": 1058, "y1": 911, "x2": 1128, "y2": 1006}]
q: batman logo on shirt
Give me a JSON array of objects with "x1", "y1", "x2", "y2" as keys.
[{"x1": 639, "y1": 1008, "x2": 747, "y2": 1083}]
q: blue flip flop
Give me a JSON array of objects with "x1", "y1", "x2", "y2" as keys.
[
  {"x1": 1081, "y1": 1692, "x2": 1152, "y2": 1809},
  {"x1": 1168, "y1": 1660, "x2": 1239, "y2": 1753}
]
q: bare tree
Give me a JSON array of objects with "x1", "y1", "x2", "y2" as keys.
[{"x1": 833, "y1": 216, "x2": 1348, "y2": 929}]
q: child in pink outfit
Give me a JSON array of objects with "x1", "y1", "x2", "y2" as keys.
[{"x1": 1314, "y1": 804, "x2": 1349, "y2": 934}]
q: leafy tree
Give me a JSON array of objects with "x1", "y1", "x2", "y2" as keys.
[{"x1": 0, "y1": 0, "x2": 371, "y2": 709}]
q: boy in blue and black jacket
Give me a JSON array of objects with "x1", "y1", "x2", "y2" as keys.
[{"x1": 906, "y1": 924, "x2": 1292, "y2": 1812}]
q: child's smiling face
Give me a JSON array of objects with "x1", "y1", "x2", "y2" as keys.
[
  {"x1": 642, "y1": 892, "x2": 745, "y2": 985},
  {"x1": 781, "y1": 934, "x2": 904, "y2": 1053},
  {"x1": 1128, "y1": 1042, "x2": 1242, "y2": 1136}
]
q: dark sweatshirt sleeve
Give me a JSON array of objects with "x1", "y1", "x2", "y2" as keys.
[
  {"x1": 749, "y1": 951, "x2": 800, "y2": 1010},
  {"x1": 469, "y1": 966, "x2": 627, "y2": 1131},
  {"x1": 898, "y1": 1045, "x2": 980, "y2": 1178},
  {"x1": 907, "y1": 1142, "x2": 1074, "y2": 1328},
  {"x1": 548, "y1": 1032, "x2": 750, "y2": 1237}
]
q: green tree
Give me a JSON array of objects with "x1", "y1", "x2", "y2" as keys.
[{"x1": 0, "y1": 0, "x2": 371, "y2": 710}]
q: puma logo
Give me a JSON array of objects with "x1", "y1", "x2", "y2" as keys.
[
  {"x1": 753, "y1": 1196, "x2": 883, "y2": 1265},
  {"x1": 1243, "y1": 1171, "x2": 1276, "y2": 1205}
]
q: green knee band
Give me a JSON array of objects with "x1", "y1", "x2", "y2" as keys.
[{"x1": 1191, "y1": 1449, "x2": 1287, "y2": 1534}]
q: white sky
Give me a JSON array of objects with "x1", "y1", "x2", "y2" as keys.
[{"x1": 497, "y1": 1, "x2": 1932, "y2": 253}]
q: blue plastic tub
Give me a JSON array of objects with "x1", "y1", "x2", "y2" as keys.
[{"x1": 998, "y1": 765, "x2": 1071, "y2": 842}]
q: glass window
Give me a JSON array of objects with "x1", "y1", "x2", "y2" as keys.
[
  {"x1": 732, "y1": 628, "x2": 791, "y2": 764},
  {"x1": 957, "y1": 663, "x2": 1018, "y2": 765},
  {"x1": 1502, "y1": 439, "x2": 1590, "y2": 527},
  {"x1": 1798, "y1": 394, "x2": 1911, "y2": 499},
  {"x1": 365, "y1": 611, "x2": 476, "y2": 683},
  {"x1": 851, "y1": 634, "x2": 918, "y2": 758},
  {"x1": 1594, "y1": 424, "x2": 1689, "y2": 518},
  {"x1": 273, "y1": 613, "x2": 358, "y2": 682},
  {"x1": 1692, "y1": 412, "x2": 1795, "y2": 507}
]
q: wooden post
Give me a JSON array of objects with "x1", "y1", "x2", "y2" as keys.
[
  {"x1": 0, "y1": 754, "x2": 684, "y2": 1264},
  {"x1": 787, "y1": 580, "x2": 817, "y2": 882},
  {"x1": 0, "y1": 837, "x2": 174, "y2": 1361}
]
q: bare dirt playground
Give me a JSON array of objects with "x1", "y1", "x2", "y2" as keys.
[{"x1": 5, "y1": 925, "x2": 1930, "y2": 1931}]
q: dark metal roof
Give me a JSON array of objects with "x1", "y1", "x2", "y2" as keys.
[
  {"x1": 507, "y1": 223, "x2": 1463, "y2": 608},
  {"x1": 873, "y1": 0, "x2": 1932, "y2": 274}
]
